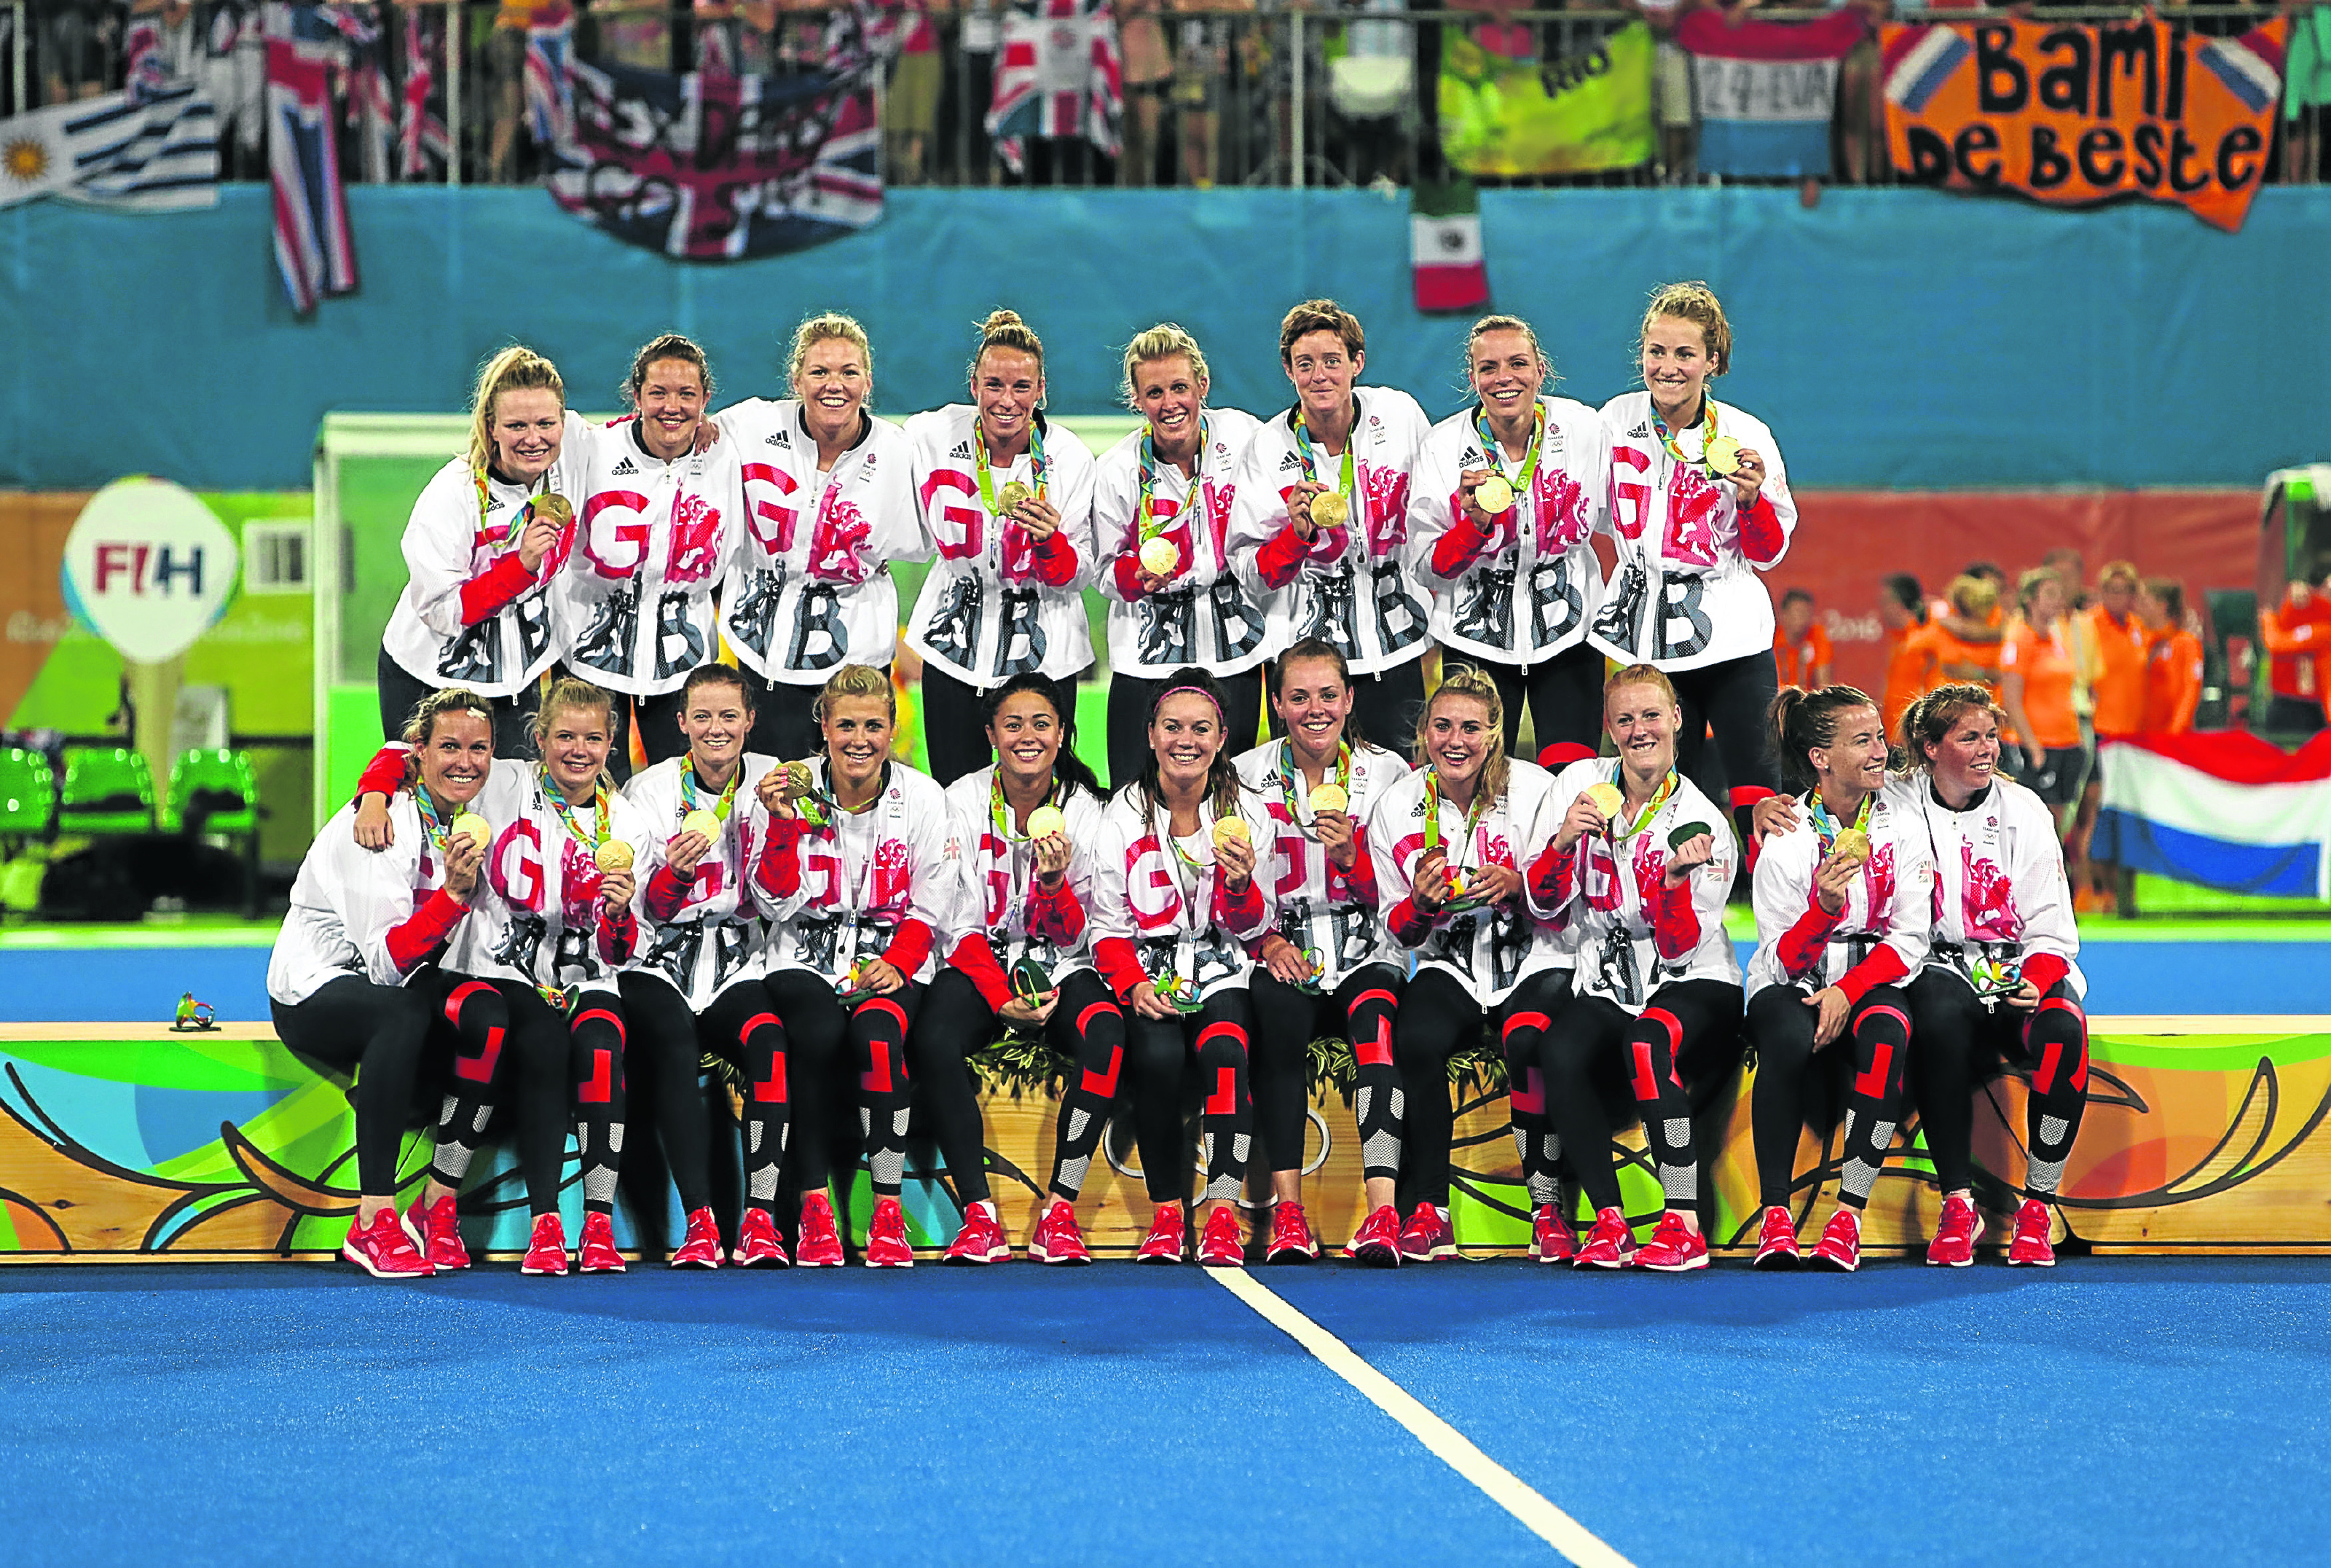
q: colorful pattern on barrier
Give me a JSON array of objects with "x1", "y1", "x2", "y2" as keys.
[
  {"x1": 2096, "y1": 731, "x2": 2331, "y2": 900},
  {"x1": 1881, "y1": 15, "x2": 2290, "y2": 233},
  {"x1": 4, "y1": 1020, "x2": 2328, "y2": 1259}
]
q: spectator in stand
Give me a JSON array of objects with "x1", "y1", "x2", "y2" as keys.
[
  {"x1": 1627, "y1": 0, "x2": 1697, "y2": 184},
  {"x1": 881, "y1": 0, "x2": 943, "y2": 184},
  {"x1": 1171, "y1": 0, "x2": 1229, "y2": 188},
  {"x1": 2258, "y1": 558, "x2": 2331, "y2": 736},
  {"x1": 1878, "y1": 572, "x2": 1941, "y2": 740},
  {"x1": 1119, "y1": 0, "x2": 1172, "y2": 186},
  {"x1": 2071, "y1": 559, "x2": 2152, "y2": 908},
  {"x1": 2139, "y1": 577, "x2": 2204, "y2": 737},
  {"x1": 1773, "y1": 588, "x2": 1833, "y2": 690},
  {"x1": 2043, "y1": 547, "x2": 2091, "y2": 611},
  {"x1": 2000, "y1": 567, "x2": 2085, "y2": 835},
  {"x1": 36, "y1": 0, "x2": 119, "y2": 104},
  {"x1": 1930, "y1": 575, "x2": 2004, "y2": 705}
]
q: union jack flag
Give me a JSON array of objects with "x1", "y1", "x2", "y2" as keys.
[
  {"x1": 264, "y1": 3, "x2": 358, "y2": 312},
  {"x1": 525, "y1": 1, "x2": 576, "y2": 147},
  {"x1": 984, "y1": 0, "x2": 1122, "y2": 176}
]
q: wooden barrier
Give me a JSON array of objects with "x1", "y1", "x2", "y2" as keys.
[{"x1": 2, "y1": 1017, "x2": 2326, "y2": 1260}]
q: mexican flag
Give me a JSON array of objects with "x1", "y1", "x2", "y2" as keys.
[{"x1": 1411, "y1": 180, "x2": 1488, "y2": 313}]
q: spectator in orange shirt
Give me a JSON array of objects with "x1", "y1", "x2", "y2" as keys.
[
  {"x1": 1773, "y1": 588, "x2": 1833, "y2": 690},
  {"x1": 1931, "y1": 575, "x2": 2004, "y2": 704},
  {"x1": 2072, "y1": 560, "x2": 2152, "y2": 910},
  {"x1": 1878, "y1": 572, "x2": 1941, "y2": 740},
  {"x1": 2000, "y1": 567, "x2": 2086, "y2": 832},
  {"x1": 2139, "y1": 577, "x2": 2204, "y2": 736},
  {"x1": 1932, "y1": 560, "x2": 2007, "y2": 645},
  {"x1": 2259, "y1": 559, "x2": 2331, "y2": 737}
]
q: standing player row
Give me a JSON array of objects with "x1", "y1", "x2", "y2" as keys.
[
  {"x1": 379, "y1": 287, "x2": 1796, "y2": 824},
  {"x1": 275, "y1": 649, "x2": 2084, "y2": 1277}
]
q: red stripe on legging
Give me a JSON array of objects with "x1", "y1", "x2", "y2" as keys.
[
  {"x1": 1859, "y1": 1004, "x2": 1909, "y2": 1039},
  {"x1": 579, "y1": 1047, "x2": 616, "y2": 1105},
  {"x1": 1195, "y1": 1021, "x2": 1247, "y2": 1052},
  {"x1": 1510, "y1": 1066, "x2": 1545, "y2": 1116},
  {"x1": 860, "y1": 996, "x2": 909, "y2": 1034},
  {"x1": 2029, "y1": 997, "x2": 2089, "y2": 1092},
  {"x1": 1501, "y1": 1011, "x2": 1551, "y2": 1041},
  {"x1": 1075, "y1": 1000, "x2": 1119, "y2": 1037},
  {"x1": 1644, "y1": 1007, "x2": 1684, "y2": 1088},
  {"x1": 1355, "y1": 1011, "x2": 1394, "y2": 1068},
  {"x1": 1204, "y1": 1065, "x2": 1240, "y2": 1116},
  {"x1": 861, "y1": 1040, "x2": 894, "y2": 1094},
  {"x1": 1080, "y1": 1044, "x2": 1124, "y2": 1099},
  {"x1": 447, "y1": 982, "x2": 503, "y2": 1084},
  {"x1": 444, "y1": 979, "x2": 494, "y2": 1028},
  {"x1": 1352, "y1": 989, "x2": 1398, "y2": 1014},
  {"x1": 1852, "y1": 1039, "x2": 1895, "y2": 1100},
  {"x1": 754, "y1": 1054, "x2": 788, "y2": 1104},
  {"x1": 573, "y1": 1006, "x2": 625, "y2": 1044}
]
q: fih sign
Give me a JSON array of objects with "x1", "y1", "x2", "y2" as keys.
[{"x1": 60, "y1": 477, "x2": 240, "y2": 662}]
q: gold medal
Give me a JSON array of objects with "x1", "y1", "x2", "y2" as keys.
[
  {"x1": 1704, "y1": 436, "x2": 1742, "y2": 477},
  {"x1": 999, "y1": 480, "x2": 1034, "y2": 512},
  {"x1": 531, "y1": 494, "x2": 573, "y2": 527},
  {"x1": 1310, "y1": 492, "x2": 1350, "y2": 530},
  {"x1": 681, "y1": 809, "x2": 721, "y2": 842},
  {"x1": 1584, "y1": 782, "x2": 1624, "y2": 822},
  {"x1": 1828, "y1": 827, "x2": 1872, "y2": 869},
  {"x1": 1211, "y1": 816, "x2": 1250, "y2": 850},
  {"x1": 449, "y1": 812, "x2": 492, "y2": 848},
  {"x1": 594, "y1": 840, "x2": 634, "y2": 873},
  {"x1": 1027, "y1": 804, "x2": 1066, "y2": 839},
  {"x1": 1474, "y1": 476, "x2": 1515, "y2": 515},
  {"x1": 1308, "y1": 783, "x2": 1348, "y2": 815},
  {"x1": 1138, "y1": 536, "x2": 1181, "y2": 577}
]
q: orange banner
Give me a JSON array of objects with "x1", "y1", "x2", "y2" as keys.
[{"x1": 1881, "y1": 14, "x2": 2288, "y2": 232}]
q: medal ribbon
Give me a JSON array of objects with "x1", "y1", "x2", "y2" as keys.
[
  {"x1": 1292, "y1": 408, "x2": 1356, "y2": 506},
  {"x1": 974, "y1": 417, "x2": 1048, "y2": 517},
  {"x1": 414, "y1": 784, "x2": 453, "y2": 855},
  {"x1": 473, "y1": 467, "x2": 554, "y2": 548},
  {"x1": 988, "y1": 768, "x2": 1061, "y2": 846},
  {"x1": 1610, "y1": 764, "x2": 1680, "y2": 842},
  {"x1": 1275, "y1": 738, "x2": 1351, "y2": 841},
  {"x1": 541, "y1": 773, "x2": 612, "y2": 851},
  {"x1": 1648, "y1": 397, "x2": 1719, "y2": 470},
  {"x1": 1136, "y1": 417, "x2": 1209, "y2": 545},
  {"x1": 1470, "y1": 402, "x2": 1544, "y2": 501},
  {"x1": 1807, "y1": 790, "x2": 1875, "y2": 859},
  {"x1": 680, "y1": 761, "x2": 742, "y2": 823},
  {"x1": 1422, "y1": 768, "x2": 1492, "y2": 870}
]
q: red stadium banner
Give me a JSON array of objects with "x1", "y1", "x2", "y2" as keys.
[{"x1": 1880, "y1": 13, "x2": 2288, "y2": 232}]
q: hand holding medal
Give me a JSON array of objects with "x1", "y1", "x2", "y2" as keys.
[
  {"x1": 517, "y1": 494, "x2": 569, "y2": 572},
  {"x1": 1308, "y1": 782, "x2": 1359, "y2": 869},
  {"x1": 1560, "y1": 783, "x2": 1623, "y2": 849},
  {"x1": 1471, "y1": 471, "x2": 1516, "y2": 519},
  {"x1": 594, "y1": 839, "x2": 636, "y2": 910},
  {"x1": 441, "y1": 813, "x2": 490, "y2": 899},
  {"x1": 1027, "y1": 803, "x2": 1072, "y2": 881},
  {"x1": 1211, "y1": 815, "x2": 1256, "y2": 889}
]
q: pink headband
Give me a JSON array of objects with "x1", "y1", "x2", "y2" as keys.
[{"x1": 1157, "y1": 685, "x2": 1223, "y2": 718}]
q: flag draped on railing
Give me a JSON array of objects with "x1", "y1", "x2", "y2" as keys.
[
  {"x1": 1675, "y1": 7, "x2": 1868, "y2": 179},
  {"x1": 2097, "y1": 731, "x2": 2331, "y2": 900},
  {"x1": 0, "y1": 82, "x2": 220, "y2": 212},
  {"x1": 266, "y1": 2, "x2": 358, "y2": 312},
  {"x1": 986, "y1": 0, "x2": 1123, "y2": 176}
]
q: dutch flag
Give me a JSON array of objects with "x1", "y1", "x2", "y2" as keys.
[
  {"x1": 2198, "y1": 28, "x2": 2286, "y2": 117},
  {"x1": 1883, "y1": 25, "x2": 1973, "y2": 114},
  {"x1": 2096, "y1": 732, "x2": 2331, "y2": 901}
]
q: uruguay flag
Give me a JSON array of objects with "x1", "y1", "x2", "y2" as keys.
[
  {"x1": 2096, "y1": 732, "x2": 2331, "y2": 900},
  {"x1": 1675, "y1": 8, "x2": 1869, "y2": 179}
]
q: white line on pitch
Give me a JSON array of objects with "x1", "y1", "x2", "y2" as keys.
[{"x1": 1209, "y1": 1269, "x2": 1635, "y2": 1568}]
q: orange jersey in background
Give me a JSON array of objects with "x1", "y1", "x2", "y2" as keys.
[
  {"x1": 2142, "y1": 629, "x2": 2204, "y2": 735},
  {"x1": 1774, "y1": 622, "x2": 1833, "y2": 690},
  {"x1": 2083, "y1": 604, "x2": 2151, "y2": 738},
  {"x1": 1930, "y1": 625, "x2": 2003, "y2": 706},
  {"x1": 2260, "y1": 592, "x2": 2331, "y2": 706},
  {"x1": 2001, "y1": 618, "x2": 2080, "y2": 749},
  {"x1": 1881, "y1": 623, "x2": 1943, "y2": 739}
]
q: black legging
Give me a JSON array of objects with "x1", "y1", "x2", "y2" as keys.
[
  {"x1": 1390, "y1": 966, "x2": 1571, "y2": 1213},
  {"x1": 407, "y1": 969, "x2": 572, "y2": 1218},
  {"x1": 766, "y1": 968, "x2": 925, "y2": 1197},
  {"x1": 741, "y1": 665, "x2": 890, "y2": 764},
  {"x1": 1746, "y1": 982, "x2": 1914, "y2": 1213},
  {"x1": 924, "y1": 663, "x2": 1088, "y2": 787},
  {"x1": 1906, "y1": 969, "x2": 2090, "y2": 1199},
  {"x1": 609, "y1": 685, "x2": 691, "y2": 779},
  {"x1": 905, "y1": 966, "x2": 1125, "y2": 1205},
  {"x1": 1108, "y1": 668, "x2": 1264, "y2": 792},
  {"x1": 567, "y1": 991, "x2": 629, "y2": 1214},
  {"x1": 619, "y1": 972, "x2": 811, "y2": 1217},
  {"x1": 1440, "y1": 644, "x2": 1605, "y2": 760},
  {"x1": 1541, "y1": 977, "x2": 1745, "y2": 1218},
  {"x1": 1667, "y1": 649, "x2": 1781, "y2": 822},
  {"x1": 1248, "y1": 964, "x2": 1402, "y2": 1182},
  {"x1": 1345, "y1": 661, "x2": 1427, "y2": 763},
  {"x1": 272, "y1": 974, "x2": 436, "y2": 1196},
  {"x1": 377, "y1": 645, "x2": 541, "y2": 758},
  {"x1": 1120, "y1": 988, "x2": 1253, "y2": 1205}
]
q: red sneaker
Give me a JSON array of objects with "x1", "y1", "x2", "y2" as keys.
[
  {"x1": 406, "y1": 1193, "x2": 468, "y2": 1272},
  {"x1": 795, "y1": 1190, "x2": 845, "y2": 1268},
  {"x1": 1926, "y1": 1194, "x2": 1984, "y2": 1267},
  {"x1": 865, "y1": 1196, "x2": 915, "y2": 1268},
  {"x1": 1398, "y1": 1202, "x2": 1455, "y2": 1262},
  {"x1": 576, "y1": 1210, "x2": 626, "y2": 1274},
  {"x1": 734, "y1": 1206, "x2": 788, "y2": 1268},
  {"x1": 342, "y1": 1208, "x2": 432, "y2": 1278},
  {"x1": 1635, "y1": 1211, "x2": 1709, "y2": 1272},
  {"x1": 1266, "y1": 1202, "x2": 1321, "y2": 1263},
  {"x1": 1573, "y1": 1207, "x2": 1635, "y2": 1269},
  {"x1": 1198, "y1": 1205, "x2": 1246, "y2": 1267},
  {"x1": 1529, "y1": 1205, "x2": 1574, "y2": 1264},
  {"x1": 1029, "y1": 1198, "x2": 1092, "y2": 1265},
  {"x1": 1342, "y1": 1205, "x2": 1402, "y2": 1267},
  {"x1": 2006, "y1": 1197, "x2": 2057, "y2": 1267},
  {"x1": 672, "y1": 1206, "x2": 723, "y2": 1269},
  {"x1": 1136, "y1": 1202, "x2": 1186, "y2": 1264},
  {"x1": 1753, "y1": 1206, "x2": 1801, "y2": 1270},
  {"x1": 1809, "y1": 1207, "x2": 1861, "y2": 1272},
  {"x1": 520, "y1": 1213, "x2": 569, "y2": 1276},
  {"x1": 943, "y1": 1201, "x2": 1010, "y2": 1264}
]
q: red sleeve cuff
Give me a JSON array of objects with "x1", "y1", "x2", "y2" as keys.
[
  {"x1": 1256, "y1": 519, "x2": 1308, "y2": 588},
  {"x1": 1431, "y1": 511, "x2": 1492, "y2": 578},
  {"x1": 1112, "y1": 551, "x2": 1150, "y2": 600},
  {"x1": 1653, "y1": 876, "x2": 1702, "y2": 959},
  {"x1": 1096, "y1": 936, "x2": 1147, "y2": 1000},
  {"x1": 358, "y1": 745, "x2": 409, "y2": 801},
  {"x1": 881, "y1": 918, "x2": 934, "y2": 978},
  {"x1": 645, "y1": 864, "x2": 693, "y2": 923},
  {"x1": 1775, "y1": 895, "x2": 1841, "y2": 980},
  {"x1": 386, "y1": 887, "x2": 468, "y2": 974},
  {"x1": 457, "y1": 550, "x2": 539, "y2": 626},
  {"x1": 1029, "y1": 878, "x2": 1085, "y2": 944},
  {"x1": 1337, "y1": 844, "x2": 1378, "y2": 905},
  {"x1": 1214, "y1": 875, "x2": 1264, "y2": 931},
  {"x1": 1737, "y1": 494, "x2": 1785, "y2": 566},
  {"x1": 949, "y1": 934, "x2": 1013, "y2": 1014},
  {"x1": 1528, "y1": 839, "x2": 1578, "y2": 910},
  {"x1": 596, "y1": 906, "x2": 637, "y2": 966},
  {"x1": 1834, "y1": 945, "x2": 1909, "y2": 1006},
  {"x1": 753, "y1": 816, "x2": 806, "y2": 900},
  {"x1": 1030, "y1": 531, "x2": 1077, "y2": 587},
  {"x1": 1388, "y1": 896, "x2": 1434, "y2": 947},
  {"x1": 2020, "y1": 953, "x2": 2070, "y2": 996}
]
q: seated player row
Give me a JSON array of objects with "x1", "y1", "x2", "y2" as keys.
[
  {"x1": 386, "y1": 285, "x2": 1792, "y2": 831},
  {"x1": 272, "y1": 640, "x2": 2084, "y2": 1277}
]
